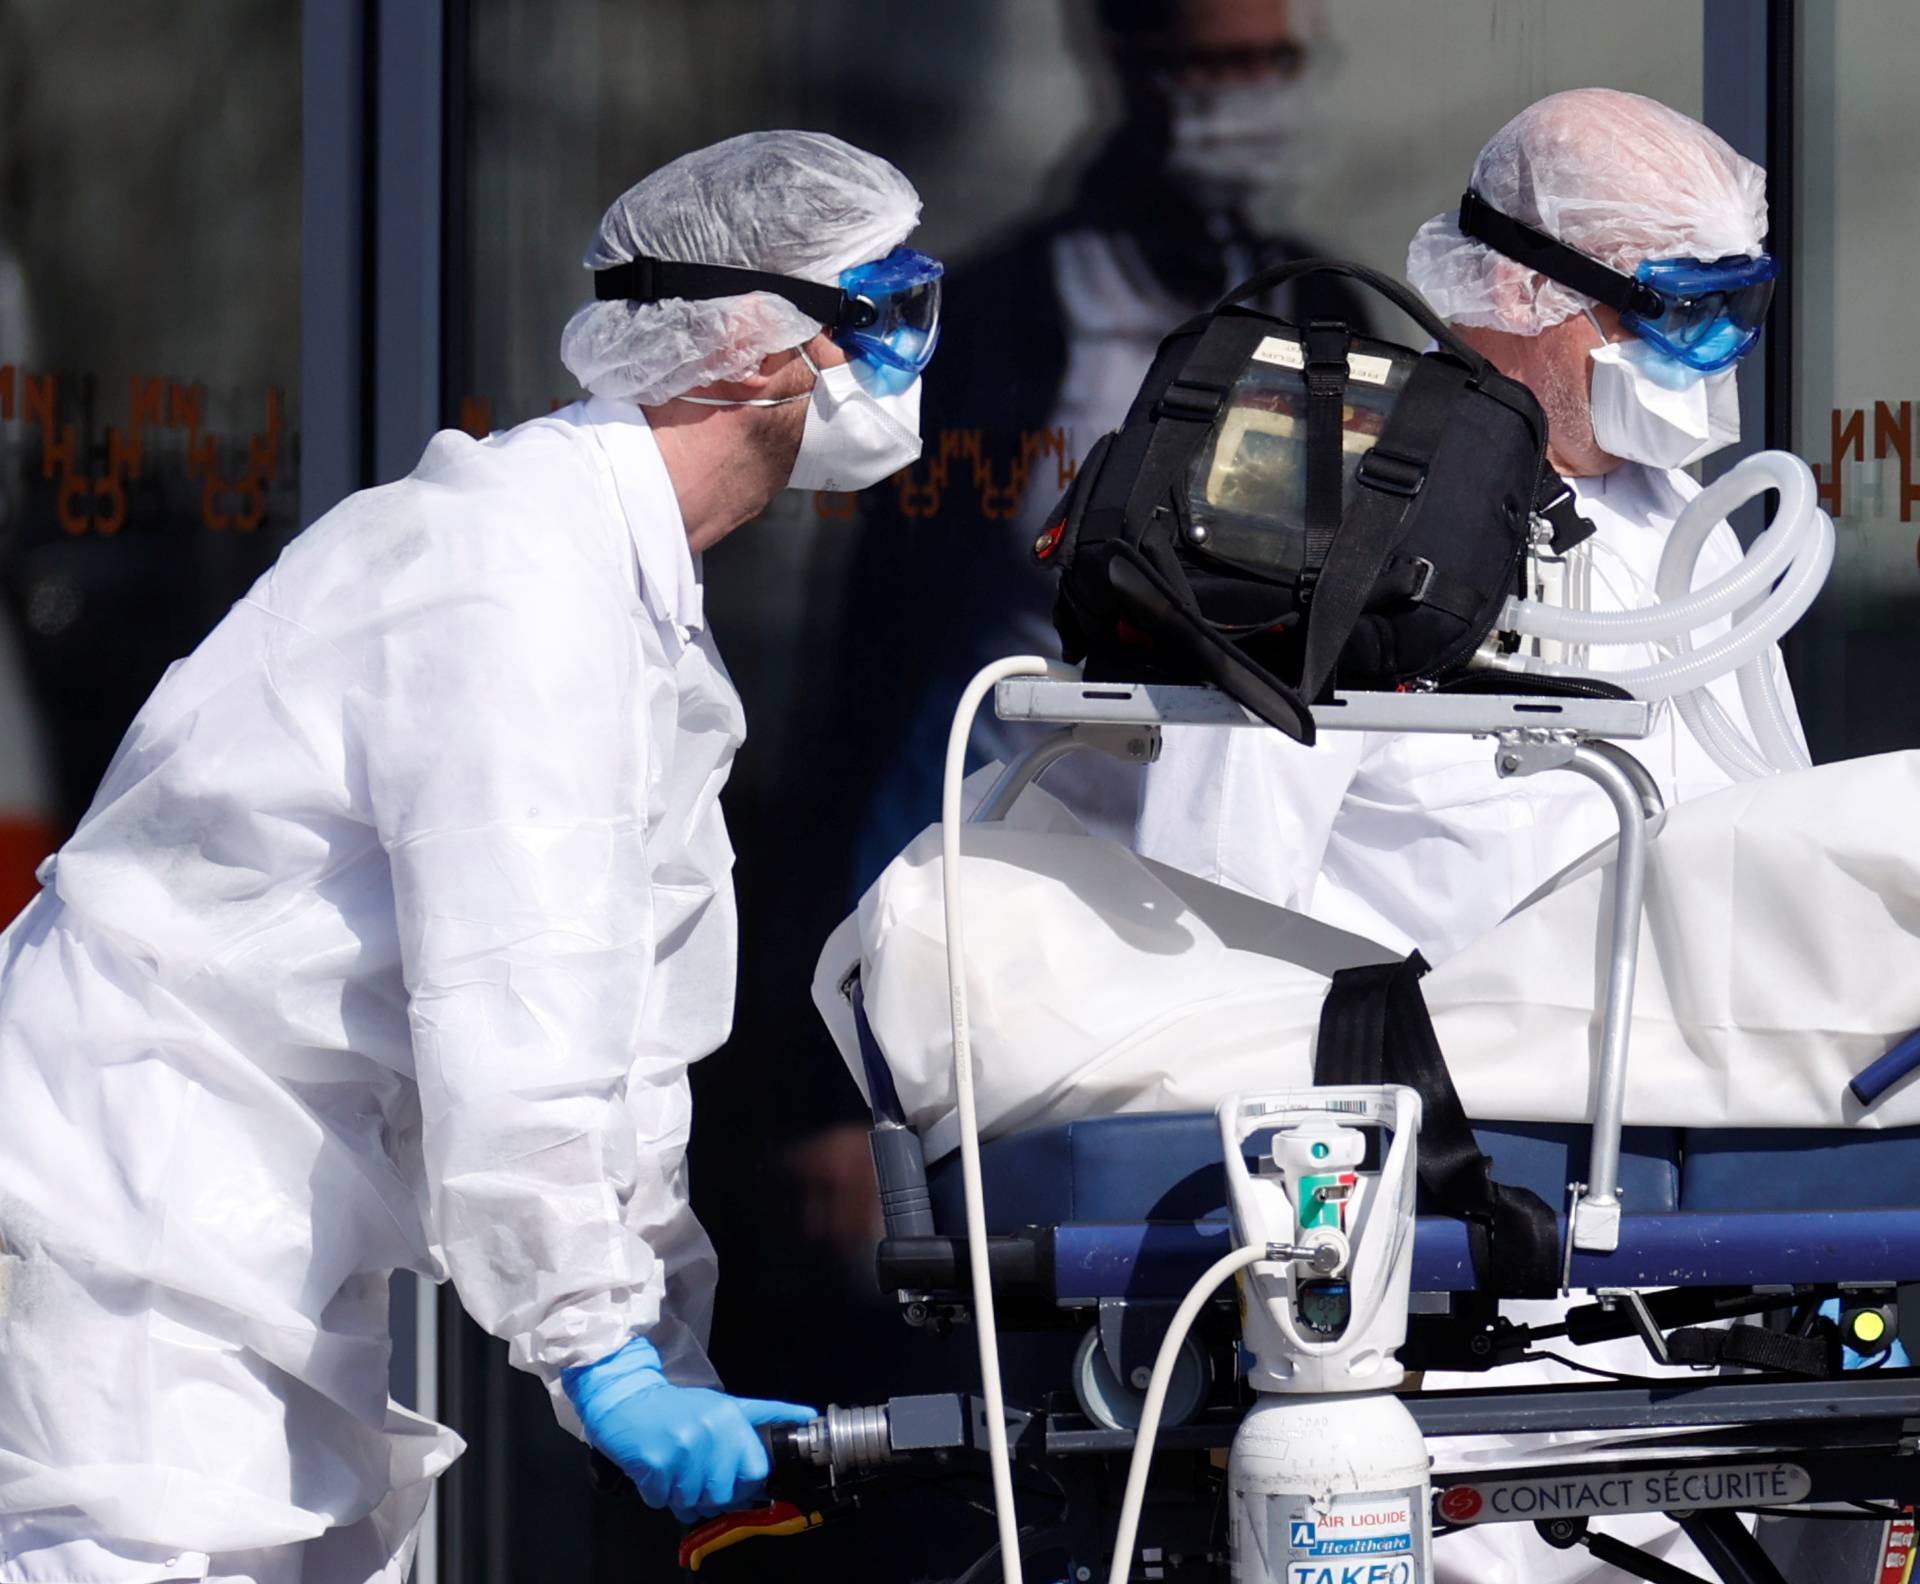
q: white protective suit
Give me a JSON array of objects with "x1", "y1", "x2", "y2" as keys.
[
  {"x1": 1133, "y1": 461, "x2": 1798, "y2": 963},
  {"x1": 0, "y1": 398, "x2": 741, "y2": 1582}
]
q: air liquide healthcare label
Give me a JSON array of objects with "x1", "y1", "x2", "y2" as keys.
[{"x1": 1234, "y1": 1488, "x2": 1428, "y2": 1583}]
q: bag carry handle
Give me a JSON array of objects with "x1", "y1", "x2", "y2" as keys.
[
  {"x1": 1101, "y1": 545, "x2": 1317, "y2": 745},
  {"x1": 1217, "y1": 257, "x2": 1488, "y2": 376}
]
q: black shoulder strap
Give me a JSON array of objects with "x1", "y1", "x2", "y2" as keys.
[
  {"x1": 1099, "y1": 313, "x2": 1318, "y2": 744},
  {"x1": 1314, "y1": 954, "x2": 1560, "y2": 1297},
  {"x1": 1098, "y1": 543, "x2": 1315, "y2": 743},
  {"x1": 1120, "y1": 313, "x2": 1273, "y2": 542},
  {"x1": 1303, "y1": 322, "x2": 1352, "y2": 576},
  {"x1": 1296, "y1": 355, "x2": 1470, "y2": 701}
]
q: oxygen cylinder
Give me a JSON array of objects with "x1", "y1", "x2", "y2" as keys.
[
  {"x1": 1218, "y1": 1088, "x2": 1432, "y2": 1584},
  {"x1": 1228, "y1": 1391, "x2": 1431, "y2": 1583}
]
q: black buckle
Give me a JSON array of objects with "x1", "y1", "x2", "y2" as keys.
[
  {"x1": 1406, "y1": 556, "x2": 1436, "y2": 604},
  {"x1": 1304, "y1": 321, "x2": 1350, "y2": 391},
  {"x1": 1155, "y1": 378, "x2": 1228, "y2": 423},
  {"x1": 1536, "y1": 481, "x2": 1574, "y2": 518},
  {"x1": 1356, "y1": 445, "x2": 1427, "y2": 498}
]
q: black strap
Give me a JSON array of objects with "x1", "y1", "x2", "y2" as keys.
[
  {"x1": 1456, "y1": 191, "x2": 1666, "y2": 322},
  {"x1": 1215, "y1": 256, "x2": 1488, "y2": 376},
  {"x1": 1145, "y1": 315, "x2": 1268, "y2": 435},
  {"x1": 1296, "y1": 355, "x2": 1469, "y2": 701},
  {"x1": 1666, "y1": 1324, "x2": 1836, "y2": 1377},
  {"x1": 1315, "y1": 955, "x2": 1560, "y2": 1297},
  {"x1": 848, "y1": 976, "x2": 909, "y2": 1129},
  {"x1": 1105, "y1": 314, "x2": 1318, "y2": 745},
  {"x1": 1302, "y1": 322, "x2": 1351, "y2": 576},
  {"x1": 1373, "y1": 555, "x2": 1483, "y2": 624},
  {"x1": 593, "y1": 255, "x2": 853, "y2": 327},
  {"x1": 1114, "y1": 316, "x2": 1271, "y2": 549},
  {"x1": 1099, "y1": 544, "x2": 1315, "y2": 742}
]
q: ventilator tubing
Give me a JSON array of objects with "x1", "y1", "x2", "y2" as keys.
[{"x1": 1498, "y1": 450, "x2": 1830, "y2": 780}]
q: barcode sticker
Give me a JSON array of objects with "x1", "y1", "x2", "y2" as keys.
[
  {"x1": 1250, "y1": 336, "x2": 1395, "y2": 387},
  {"x1": 1252, "y1": 336, "x2": 1306, "y2": 370}
]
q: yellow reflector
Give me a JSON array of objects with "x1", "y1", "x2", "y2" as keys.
[{"x1": 1852, "y1": 1309, "x2": 1889, "y2": 1345}]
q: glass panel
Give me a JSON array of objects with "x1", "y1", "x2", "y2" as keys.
[
  {"x1": 452, "y1": 3, "x2": 1712, "y2": 1574},
  {"x1": 0, "y1": 3, "x2": 300, "y2": 912},
  {"x1": 1192, "y1": 331, "x2": 1415, "y2": 539},
  {"x1": 1788, "y1": 1, "x2": 1920, "y2": 761}
]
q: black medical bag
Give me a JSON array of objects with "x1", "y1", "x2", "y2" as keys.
[{"x1": 1034, "y1": 258, "x2": 1595, "y2": 744}]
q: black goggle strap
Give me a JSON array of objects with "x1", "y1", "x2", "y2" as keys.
[
  {"x1": 1456, "y1": 191, "x2": 1668, "y2": 323},
  {"x1": 592, "y1": 256, "x2": 878, "y2": 332}
]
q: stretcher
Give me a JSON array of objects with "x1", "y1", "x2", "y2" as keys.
[{"x1": 796, "y1": 682, "x2": 1920, "y2": 1584}]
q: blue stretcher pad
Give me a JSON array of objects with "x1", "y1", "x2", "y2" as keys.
[{"x1": 928, "y1": 1112, "x2": 1920, "y2": 1294}]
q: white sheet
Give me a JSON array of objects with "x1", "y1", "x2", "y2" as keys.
[{"x1": 814, "y1": 754, "x2": 1920, "y2": 1157}]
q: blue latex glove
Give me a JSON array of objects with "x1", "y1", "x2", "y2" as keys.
[{"x1": 562, "y1": 1336, "x2": 817, "y2": 1523}]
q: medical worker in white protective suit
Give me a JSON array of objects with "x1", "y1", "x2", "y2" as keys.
[
  {"x1": 1137, "y1": 88, "x2": 1796, "y2": 962},
  {"x1": 0, "y1": 130, "x2": 936, "y2": 1582},
  {"x1": 1130, "y1": 90, "x2": 1800, "y2": 1583}
]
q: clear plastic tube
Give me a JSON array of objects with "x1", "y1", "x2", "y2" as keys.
[
  {"x1": 1520, "y1": 504, "x2": 1831, "y2": 699},
  {"x1": 1672, "y1": 675, "x2": 1774, "y2": 781},
  {"x1": 1501, "y1": 452, "x2": 1816, "y2": 643},
  {"x1": 1503, "y1": 519, "x2": 1802, "y2": 643},
  {"x1": 1652, "y1": 480, "x2": 1816, "y2": 779},
  {"x1": 1734, "y1": 577, "x2": 1816, "y2": 773},
  {"x1": 1611, "y1": 507, "x2": 1831, "y2": 697}
]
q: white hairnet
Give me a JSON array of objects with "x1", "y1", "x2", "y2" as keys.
[
  {"x1": 1405, "y1": 89, "x2": 1767, "y2": 336},
  {"x1": 560, "y1": 130, "x2": 921, "y2": 404}
]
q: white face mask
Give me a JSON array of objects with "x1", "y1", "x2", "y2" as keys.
[
  {"x1": 784, "y1": 350, "x2": 923, "y2": 494},
  {"x1": 1160, "y1": 78, "x2": 1306, "y2": 207},
  {"x1": 1587, "y1": 328, "x2": 1741, "y2": 470}
]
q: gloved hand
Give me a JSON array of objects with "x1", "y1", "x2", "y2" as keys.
[{"x1": 562, "y1": 1336, "x2": 817, "y2": 1523}]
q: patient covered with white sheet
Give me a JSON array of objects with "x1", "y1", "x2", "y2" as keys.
[{"x1": 813, "y1": 752, "x2": 1920, "y2": 1156}]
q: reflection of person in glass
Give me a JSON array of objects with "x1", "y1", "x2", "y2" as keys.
[
  {"x1": 779, "y1": 0, "x2": 1376, "y2": 1261},
  {"x1": 835, "y1": 0, "x2": 1373, "y2": 882},
  {"x1": 965, "y1": 0, "x2": 1367, "y2": 478}
]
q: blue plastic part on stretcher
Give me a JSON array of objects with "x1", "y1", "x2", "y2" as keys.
[{"x1": 928, "y1": 1112, "x2": 1920, "y2": 1294}]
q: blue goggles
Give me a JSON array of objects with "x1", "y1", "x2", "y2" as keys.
[
  {"x1": 834, "y1": 246, "x2": 943, "y2": 395},
  {"x1": 1457, "y1": 190, "x2": 1775, "y2": 373},
  {"x1": 1621, "y1": 252, "x2": 1777, "y2": 373},
  {"x1": 592, "y1": 244, "x2": 943, "y2": 396}
]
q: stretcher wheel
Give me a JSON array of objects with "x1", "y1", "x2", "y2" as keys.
[{"x1": 1071, "y1": 1326, "x2": 1210, "y2": 1431}]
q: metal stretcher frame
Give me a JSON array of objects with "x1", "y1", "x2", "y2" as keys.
[
  {"x1": 986, "y1": 678, "x2": 1662, "y2": 1256},
  {"x1": 831, "y1": 679, "x2": 1920, "y2": 1584},
  {"x1": 782, "y1": 1377, "x2": 1920, "y2": 1584}
]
